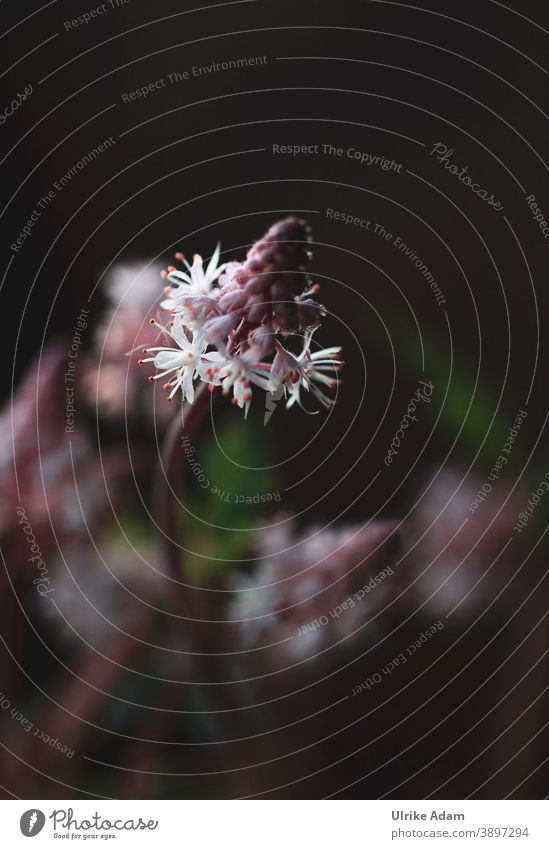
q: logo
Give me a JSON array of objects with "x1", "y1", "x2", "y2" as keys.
[{"x1": 20, "y1": 810, "x2": 46, "y2": 837}]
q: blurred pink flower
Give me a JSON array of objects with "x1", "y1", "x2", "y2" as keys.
[
  {"x1": 227, "y1": 517, "x2": 400, "y2": 667},
  {"x1": 81, "y1": 261, "x2": 170, "y2": 424},
  {"x1": 0, "y1": 340, "x2": 131, "y2": 578},
  {"x1": 405, "y1": 468, "x2": 528, "y2": 615}
]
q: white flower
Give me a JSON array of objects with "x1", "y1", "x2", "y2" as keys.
[
  {"x1": 198, "y1": 353, "x2": 271, "y2": 417},
  {"x1": 166, "y1": 295, "x2": 221, "y2": 330},
  {"x1": 139, "y1": 320, "x2": 206, "y2": 403},
  {"x1": 271, "y1": 333, "x2": 343, "y2": 411},
  {"x1": 271, "y1": 339, "x2": 311, "y2": 390},
  {"x1": 160, "y1": 245, "x2": 226, "y2": 312},
  {"x1": 288, "y1": 346, "x2": 342, "y2": 410}
]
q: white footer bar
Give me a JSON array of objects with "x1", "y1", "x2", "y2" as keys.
[{"x1": 2, "y1": 800, "x2": 548, "y2": 847}]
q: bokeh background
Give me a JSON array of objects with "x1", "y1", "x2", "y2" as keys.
[{"x1": 1, "y1": 0, "x2": 548, "y2": 798}]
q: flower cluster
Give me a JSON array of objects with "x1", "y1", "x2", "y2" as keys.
[{"x1": 138, "y1": 217, "x2": 343, "y2": 415}]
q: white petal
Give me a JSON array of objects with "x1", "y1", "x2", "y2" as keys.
[
  {"x1": 311, "y1": 347, "x2": 341, "y2": 360},
  {"x1": 153, "y1": 350, "x2": 189, "y2": 370}
]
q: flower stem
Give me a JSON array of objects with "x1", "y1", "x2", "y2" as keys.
[{"x1": 154, "y1": 382, "x2": 212, "y2": 619}]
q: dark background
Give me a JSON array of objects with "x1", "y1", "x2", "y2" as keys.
[{"x1": 3, "y1": 0, "x2": 549, "y2": 519}]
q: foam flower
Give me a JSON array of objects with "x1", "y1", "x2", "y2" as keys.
[
  {"x1": 160, "y1": 245, "x2": 226, "y2": 309},
  {"x1": 138, "y1": 218, "x2": 344, "y2": 414},
  {"x1": 139, "y1": 320, "x2": 206, "y2": 403},
  {"x1": 198, "y1": 353, "x2": 271, "y2": 416},
  {"x1": 272, "y1": 333, "x2": 343, "y2": 411}
]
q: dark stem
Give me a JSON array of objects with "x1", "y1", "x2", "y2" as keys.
[
  {"x1": 155, "y1": 385, "x2": 252, "y2": 754},
  {"x1": 154, "y1": 382, "x2": 212, "y2": 618}
]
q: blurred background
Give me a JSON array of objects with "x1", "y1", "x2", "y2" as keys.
[{"x1": 1, "y1": 0, "x2": 548, "y2": 798}]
